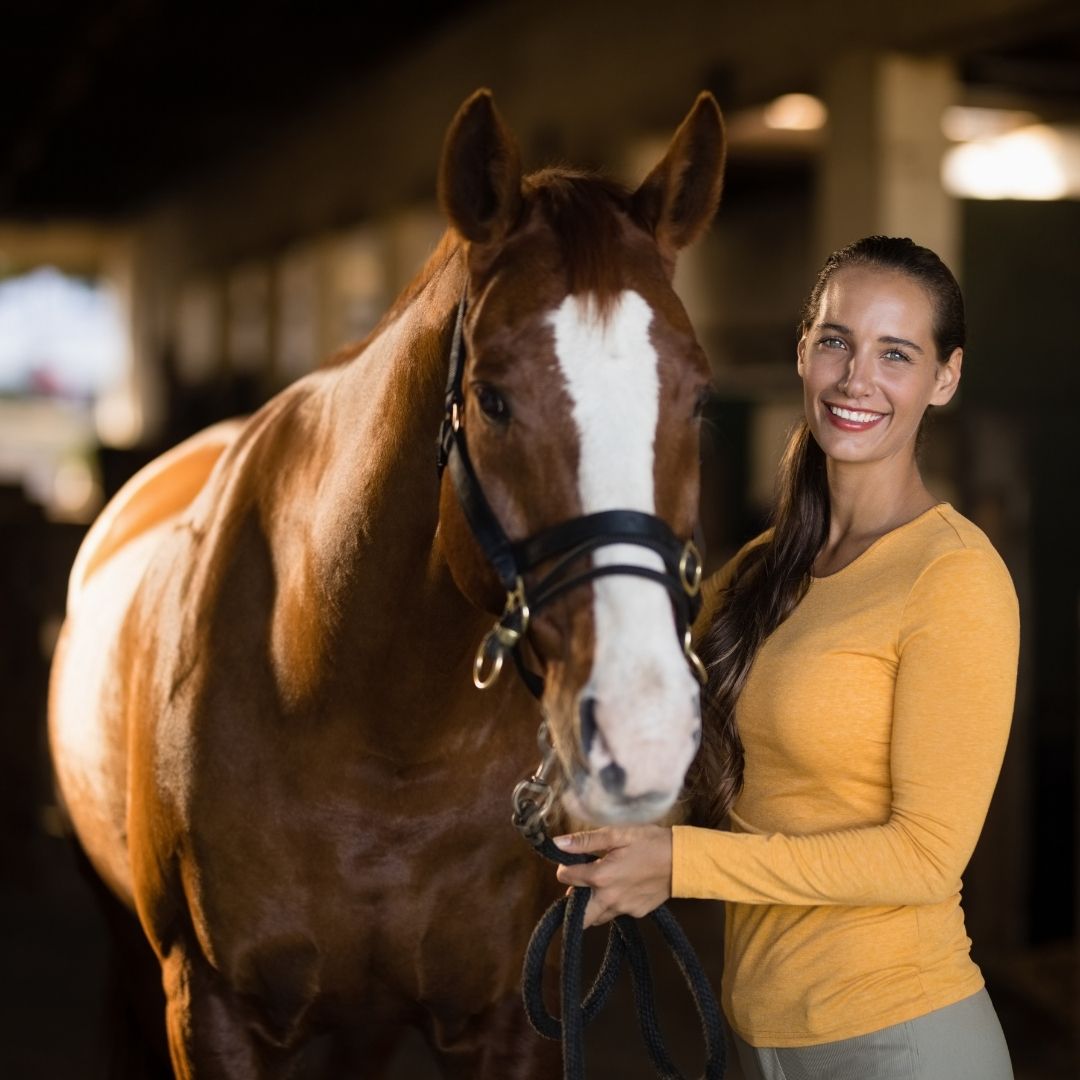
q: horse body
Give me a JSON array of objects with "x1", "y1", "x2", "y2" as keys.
[{"x1": 49, "y1": 89, "x2": 726, "y2": 1076}]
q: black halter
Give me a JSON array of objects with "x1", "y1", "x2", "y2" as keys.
[
  {"x1": 437, "y1": 294, "x2": 726, "y2": 1079},
  {"x1": 436, "y1": 293, "x2": 706, "y2": 699}
]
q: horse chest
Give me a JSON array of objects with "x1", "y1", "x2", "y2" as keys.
[{"x1": 172, "y1": 734, "x2": 553, "y2": 1002}]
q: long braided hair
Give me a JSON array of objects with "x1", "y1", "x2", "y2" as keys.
[{"x1": 687, "y1": 235, "x2": 965, "y2": 827}]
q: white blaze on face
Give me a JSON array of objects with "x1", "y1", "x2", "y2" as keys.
[{"x1": 548, "y1": 291, "x2": 699, "y2": 813}]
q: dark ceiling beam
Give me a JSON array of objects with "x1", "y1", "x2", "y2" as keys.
[{"x1": 0, "y1": 1, "x2": 149, "y2": 212}]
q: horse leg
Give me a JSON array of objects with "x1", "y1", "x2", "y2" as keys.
[
  {"x1": 161, "y1": 946, "x2": 308, "y2": 1080},
  {"x1": 426, "y1": 993, "x2": 562, "y2": 1080}
]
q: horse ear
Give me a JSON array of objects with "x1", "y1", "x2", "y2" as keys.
[
  {"x1": 438, "y1": 88, "x2": 523, "y2": 246},
  {"x1": 633, "y1": 91, "x2": 726, "y2": 258}
]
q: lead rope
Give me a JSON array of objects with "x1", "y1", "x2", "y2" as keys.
[{"x1": 513, "y1": 726, "x2": 726, "y2": 1080}]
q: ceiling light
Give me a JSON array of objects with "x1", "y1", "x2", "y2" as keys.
[
  {"x1": 762, "y1": 94, "x2": 827, "y2": 132},
  {"x1": 942, "y1": 124, "x2": 1080, "y2": 200},
  {"x1": 941, "y1": 106, "x2": 1039, "y2": 142}
]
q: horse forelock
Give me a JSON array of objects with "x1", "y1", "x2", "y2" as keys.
[{"x1": 522, "y1": 169, "x2": 645, "y2": 320}]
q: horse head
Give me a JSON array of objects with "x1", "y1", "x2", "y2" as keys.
[{"x1": 436, "y1": 88, "x2": 725, "y2": 826}]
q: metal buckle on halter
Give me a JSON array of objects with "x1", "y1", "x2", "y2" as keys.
[
  {"x1": 678, "y1": 539, "x2": 703, "y2": 597},
  {"x1": 473, "y1": 577, "x2": 531, "y2": 689}
]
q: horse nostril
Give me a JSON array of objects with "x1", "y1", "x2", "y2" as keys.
[
  {"x1": 599, "y1": 761, "x2": 626, "y2": 796},
  {"x1": 691, "y1": 724, "x2": 702, "y2": 749},
  {"x1": 579, "y1": 696, "x2": 599, "y2": 757}
]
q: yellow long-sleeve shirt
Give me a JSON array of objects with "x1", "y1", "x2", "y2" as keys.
[{"x1": 673, "y1": 502, "x2": 1020, "y2": 1047}]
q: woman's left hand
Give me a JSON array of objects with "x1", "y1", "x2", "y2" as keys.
[{"x1": 553, "y1": 825, "x2": 673, "y2": 928}]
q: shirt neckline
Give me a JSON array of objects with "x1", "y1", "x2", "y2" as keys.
[{"x1": 810, "y1": 501, "x2": 950, "y2": 582}]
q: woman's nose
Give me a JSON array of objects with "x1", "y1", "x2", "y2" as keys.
[{"x1": 838, "y1": 353, "x2": 874, "y2": 398}]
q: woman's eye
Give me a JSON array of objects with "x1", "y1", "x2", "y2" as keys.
[
  {"x1": 818, "y1": 336, "x2": 846, "y2": 349},
  {"x1": 475, "y1": 384, "x2": 510, "y2": 421},
  {"x1": 884, "y1": 349, "x2": 911, "y2": 363}
]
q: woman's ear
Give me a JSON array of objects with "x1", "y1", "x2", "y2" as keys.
[
  {"x1": 931, "y1": 347, "x2": 963, "y2": 406},
  {"x1": 796, "y1": 334, "x2": 807, "y2": 377}
]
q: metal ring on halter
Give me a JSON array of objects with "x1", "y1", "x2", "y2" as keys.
[
  {"x1": 473, "y1": 631, "x2": 506, "y2": 689},
  {"x1": 678, "y1": 540, "x2": 703, "y2": 596},
  {"x1": 474, "y1": 584, "x2": 531, "y2": 690},
  {"x1": 451, "y1": 401, "x2": 462, "y2": 432},
  {"x1": 683, "y1": 627, "x2": 708, "y2": 685}
]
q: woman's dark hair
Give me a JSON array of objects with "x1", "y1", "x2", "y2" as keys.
[{"x1": 687, "y1": 235, "x2": 965, "y2": 827}]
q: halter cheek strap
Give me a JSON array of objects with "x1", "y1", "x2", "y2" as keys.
[{"x1": 436, "y1": 293, "x2": 707, "y2": 700}]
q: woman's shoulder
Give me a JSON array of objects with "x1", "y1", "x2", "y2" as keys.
[
  {"x1": 898, "y1": 505, "x2": 1023, "y2": 648},
  {"x1": 903, "y1": 503, "x2": 1011, "y2": 574},
  {"x1": 900, "y1": 503, "x2": 1018, "y2": 615}
]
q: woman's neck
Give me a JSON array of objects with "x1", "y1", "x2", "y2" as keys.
[{"x1": 817, "y1": 455, "x2": 940, "y2": 570}]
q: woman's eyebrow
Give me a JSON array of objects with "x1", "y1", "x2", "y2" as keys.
[
  {"x1": 817, "y1": 322, "x2": 924, "y2": 354},
  {"x1": 880, "y1": 335, "x2": 924, "y2": 353}
]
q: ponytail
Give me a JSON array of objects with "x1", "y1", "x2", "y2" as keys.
[{"x1": 687, "y1": 420, "x2": 829, "y2": 825}]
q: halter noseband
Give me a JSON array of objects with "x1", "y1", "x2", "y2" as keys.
[{"x1": 436, "y1": 293, "x2": 707, "y2": 700}]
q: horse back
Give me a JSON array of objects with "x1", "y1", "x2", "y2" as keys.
[{"x1": 66, "y1": 418, "x2": 245, "y2": 613}]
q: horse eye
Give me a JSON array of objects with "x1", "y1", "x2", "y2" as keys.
[
  {"x1": 475, "y1": 383, "x2": 510, "y2": 422},
  {"x1": 692, "y1": 387, "x2": 712, "y2": 418}
]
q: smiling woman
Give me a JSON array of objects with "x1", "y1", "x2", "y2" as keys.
[
  {"x1": 554, "y1": 236, "x2": 1021, "y2": 1080},
  {"x1": 797, "y1": 248, "x2": 963, "y2": 486}
]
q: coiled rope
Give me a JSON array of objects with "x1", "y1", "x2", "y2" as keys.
[{"x1": 516, "y1": 829, "x2": 726, "y2": 1079}]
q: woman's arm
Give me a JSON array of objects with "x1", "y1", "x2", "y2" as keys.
[{"x1": 558, "y1": 546, "x2": 1020, "y2": 919}]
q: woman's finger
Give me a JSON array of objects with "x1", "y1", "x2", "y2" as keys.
[
  {"x1": 556, "y1": 863, "x2": 597, "y2": 887},
  {"x1": 582, "y1": 893, "x2": 611, "y2": 928},
  {"x1": 553, "y1": 827, "x2": 624, "y2": 854}
]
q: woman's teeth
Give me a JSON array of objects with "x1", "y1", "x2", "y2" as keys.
[{"x1": 827, "y1": 405, "x2": 883, "y2": 423}]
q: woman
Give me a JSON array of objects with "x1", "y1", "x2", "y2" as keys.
[{"x1": 554, "y1": 236, "x2": 1020, "y2": 1079}]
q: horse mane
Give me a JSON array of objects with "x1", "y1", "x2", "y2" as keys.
[{"x1": 320, "y1": 230, "x2": 463, "y2": 369}]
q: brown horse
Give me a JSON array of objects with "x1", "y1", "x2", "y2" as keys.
[{"x1": 48, "y1": 87, "x2": 726, "y2": 1078}]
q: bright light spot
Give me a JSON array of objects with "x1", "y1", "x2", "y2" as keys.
[
  {"x1": 52, "y1": 457, "x2": 101, "y2": 520},
  {"x1": 94, "y1": 383, "x2": 143, "y2": 447},
  {"x1": 942, "y1": 124, "x2": 1080, "y2": 200},
  {"x1": 0, "y1": 266, "x2": 127, "y2": 399},
  {"x1": 941, "y1": 106, "x2": 1039, "y2": 142},
  {"x1": 762, "y1": 93, "x2": 827, "y2": 132}
]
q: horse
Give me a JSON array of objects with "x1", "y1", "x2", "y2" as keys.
[{"x1": 47, "y1": 86, "x2": 726, "y2": 1078}]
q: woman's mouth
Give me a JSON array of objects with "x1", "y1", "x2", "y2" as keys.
[{"x1": 824, "y1": 402, "x2": 888, "y2": 432}]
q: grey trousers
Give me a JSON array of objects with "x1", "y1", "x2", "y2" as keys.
[{"x1": 731, "y1": 989, "x2": 1013, "y2": 1080}]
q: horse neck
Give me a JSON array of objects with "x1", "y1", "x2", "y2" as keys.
[{"x1": 263, "y1": 236, "x2": 500, "y2": 746}]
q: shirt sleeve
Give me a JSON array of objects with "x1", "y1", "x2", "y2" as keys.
[
  {"x1": 691, "y1": 529, "x2": 773, "y2": 641},
  {"x1": 672, "y1": 547, "x2": 1020, "y2": 906}
]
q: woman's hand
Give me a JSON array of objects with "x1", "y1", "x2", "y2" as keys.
[{"x1": 553, "y1": 825, "x2": 673, "y2": 928}]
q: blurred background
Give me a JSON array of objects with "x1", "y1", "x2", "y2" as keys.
[{"x1": 0, "y1": 1, "x2": 1077, "y2": 1076}]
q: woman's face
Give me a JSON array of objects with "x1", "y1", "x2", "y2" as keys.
[{"x1": 797, "y1": 266, "x2": 962, "y2": 467}]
